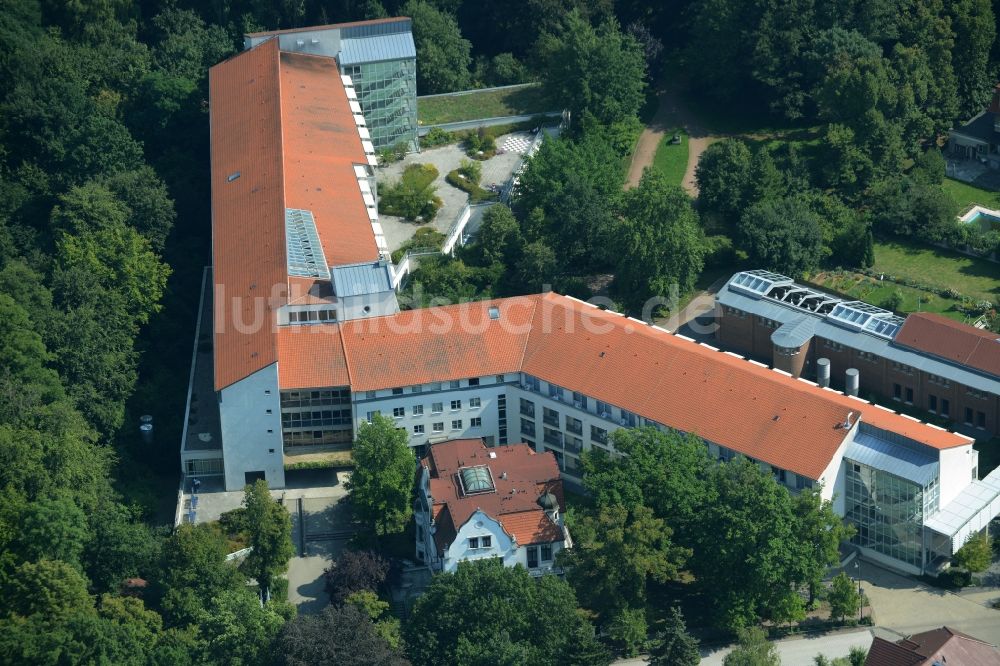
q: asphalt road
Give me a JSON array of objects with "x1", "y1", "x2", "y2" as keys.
[{"x1": 614, "y1": 628, "x2": 873, "y2": 665}]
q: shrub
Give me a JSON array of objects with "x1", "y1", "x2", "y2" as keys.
[
  {"x1": 703, "y1": 234, "x2": 736, "y2": 268},
  {"x1": 421, "y1": 127, "x2": 456, "y2": 148},
  {"x1": 880, "y1": 290, "x2": 904, "y2": 312},
  {"x1": 324, "y1": 549, "x2": 390, "y2": 604},
  {"x1": 379, "y1": 164, "x2": 442, "y2": 221},
  {"x1": 464, "y1": 127, "x2": 496, "y2": 159}
]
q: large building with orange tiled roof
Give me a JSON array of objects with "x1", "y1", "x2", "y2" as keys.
[{"x1": 190, "y1": 33, "x2": 1000, "y2": 577}]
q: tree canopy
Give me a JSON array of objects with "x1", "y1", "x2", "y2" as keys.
[
  {"x1": 347, "y1": 414, "x2": 418, "y2": 536},
  {"x1": 404, "y1": 558, "x2": 598, "y2": 666}
]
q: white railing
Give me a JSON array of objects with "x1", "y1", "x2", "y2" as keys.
[
  {"x1": 226, "y1": 547, "x2": 253, "y2": 562},
  {"x1": 442, "y1": 204, "x2": 473, "y2": 254}
]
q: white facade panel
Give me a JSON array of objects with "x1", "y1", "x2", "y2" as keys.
[{"x1": 218, "y1": 363, "x2": 285, "y2": 491}]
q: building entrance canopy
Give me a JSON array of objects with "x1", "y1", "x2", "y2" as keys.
[{"x1": 925, "y1": 466, "x2": 1000, "y2": 551}]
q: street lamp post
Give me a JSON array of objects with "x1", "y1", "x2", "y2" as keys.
[{"x1": 854, "y1": 559, "x2": 863, "y2": 622}]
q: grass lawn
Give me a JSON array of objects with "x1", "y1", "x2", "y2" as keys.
[
  {"x1": 814, "y1": 271, "x2": 968, "y2": 322},
  {"x1": 417, "y1": 83, "x2": 552, "y2": 125},
  {"x1": 942, "y1": 177, "x2": 1000, "y2": 216},
  {"x1": 651, "y1": 128, "x2": 689, "y2": 187},
  {"x1": 872, "y1": 239, "x2": 1000, "y2": 303}
]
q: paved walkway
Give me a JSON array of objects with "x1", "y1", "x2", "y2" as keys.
[
  {"x1": 859, "y1": 559, "x2": 1000, "y2": 645},
  {"x1": 626, "y1": 77, "x2": 713, "y2": 197},
  {"x1": 614, "y1": 628, "x2": 873, "y2": 665},
  {"x1": 378, "y1": 133, "x2": 528, "y2": 252}
]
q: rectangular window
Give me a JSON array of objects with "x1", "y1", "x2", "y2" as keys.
[
  {"x1": 366, "y1": 390, "x2": 376, "y2": 399},
  {"x1": 571, "y1": 392, "x2": 587, "y2": 409},
  {"x1": 450, "y1": 380, "x2": 461, "y2": 389},
  {"x1": 523, "y1": 375, "x2": 540, "y2": 392},
  {"x1": 965, "y1": 407, "x2": 974, "y2": 425},
  {"x1": 905, "y1": 387, "x2": 913, "y2": 404},
  {"x1": 977, "y1": 411, "x2": 986, "y2": 429},
  {"x1": 481, "y1": 535, "x2": 491, "y2": 548},
  {"x1": 543, "y1": 407, "x2": 560, "y2": 427},
  {"x1": 928, "y1": 395, "x2": 937, "y2": 413},
  {"x1": 591, "y1": 425, "x2": 608, "y2": 444},
  {"x1": 520, "y1": 398, "x2": 535, "y2": 418},
  {"x1": 620, "y1": 410, "x2": 637, "y2": 427},
  {"x1": 468, "y1": 377, "x2": 479, "y2": 386},
  {"x1": 893, "y1": 383, "x2": 902, "y2": 400},
  {"x1": 521, "y1": 418, "x2": 535, "y2": 436},
  {"x1": 430, "y1": 422, "x2": 444, "y2": 433},
  {"x1": 392, "y1": 407, "x2": 405, "y2": 418},
  {"x1": 495, "y1": 374, "x2": 505, "y2": 384},
  {"x1": 471, "y1": 417, "x2": 481, "y2": 428},
  {"x1": 410, "y1": 385, "x2": 422, "y2": 393},
  {"x1": 822, "y1": 339, "x2": 844, "y2": 351},
  {"x1": 891, "y1": 361, "x2": 913, "y2": 375},
  {"x1": 392, "y1": 388, "x2": 403, "y2": 395},
  {"x1": 469, "y1": 397, "x2": 481, "y2": 408},
  {"x1": 468, "y1": 537, "x2": 479, "y2": 549},
  {"x1": 413, "y1": 424, "x2": 424, "y2": 434},
  {"x1": 941, "y1": 399, "x2": 950, "y2": 417},
  {"x1": 366, "y1": 411, "x2": 379, "y2": 422},
  {"x1": 858, "y1": 351, "x2": 879, "y2": 362},
  {"x1": 596, "y1": 401, "x2": 611, "y2": 418},
  {"x1": 540, "y1": 543, "x2": 552, "y2": 561},
  {"x1": 432, "y1": 402, "x2": 443, "y2": 414},
  {"x1": 451, "y1": 419, "x2": 462, "y2": 430},
  {"x1": 566, "y1": 416, "x2": 583, "y2": 435},
  {"x1": 527, "y1": 546, "x2": 538, "y2": 568},
  {"x1": 548, "y1": 384, "x2": 564, "y2": 400},
  {"x1": 450, "y1": 399, "x2": 461, "y2": 411},
  {"x1": 412, "y1": 404, "x2": 424, "y2": 416}
]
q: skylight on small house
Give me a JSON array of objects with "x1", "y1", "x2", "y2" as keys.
[{"x1": 458, "y1": 465, "x2": 495, "y2": 495}]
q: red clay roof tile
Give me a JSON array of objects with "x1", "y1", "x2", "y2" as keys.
[
  {"x1": 210, "y1": 42, "x2": 378, "y2": 391},
  {"x1": 895, "y1": 312, "x2": 1000, "y2": 378}
]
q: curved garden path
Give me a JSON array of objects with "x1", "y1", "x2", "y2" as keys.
[{"x1": 626, "y1": 78, "x2": 711, "y2": 197}]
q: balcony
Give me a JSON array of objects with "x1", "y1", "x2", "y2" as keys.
[
  {"x1": 566, "y1": 420, "x2": 582, "y2": 436},
  {"x1": 543, "y1": 430, "x2": 563, "y2": 447},
  {"x1": 520, "y1": 404, "x2": 535, "y2": 418},
  {"x1": 564, "y1": 438, "x2": 583, "y2": 455},
  {"x1": 543, "y1": 413, "x2": 559, "y2": 427}
]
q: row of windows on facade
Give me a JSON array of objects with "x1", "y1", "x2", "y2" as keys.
[
  {"x1": 365, "y1": 376, "x2": 501, "y2": 400},
  {"x1": 287, "y1": 309, "x2": 336, "y2": 323},
  {"x1": 894, "y1": 384, "x2": 989, "y2": 428},
  {"x1": 366, "y1": 397, "x2": 483, "y2": 421},
  {"x1": 406, "y1": 418, "x2": 482, "y2": 435},
  {"x1": 520, "y1": 376, "x2": 642, "y2": 427}
]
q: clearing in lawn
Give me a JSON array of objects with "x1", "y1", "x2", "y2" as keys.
[
  {"x1": 942, "y1": 177, "x2": 1000, "y2": 216},
  {"x1": 872, "y1": 239, "x2": 1000, "y2": 304},
  {"x1": 417, "y1": 83, "x2": 552, "y2": 126},
  {"x1": 651, "y1": 128, "x2": 689, "y2": 187}
]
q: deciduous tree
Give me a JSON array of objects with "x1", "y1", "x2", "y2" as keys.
[
  {"x1": 347, "y1": 414, "x2": 417, "y2": 536},
  {"x1": 405, "y1": 559, "x2": 594, "y2": 666},
  {"x1": 240, "y1": 479, "x2": 294, "y2": 601},
  {"x1": 828, "y1": 572, "x2": 861, "y2": 622}
]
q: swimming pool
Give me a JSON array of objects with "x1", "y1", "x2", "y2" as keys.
[{"x1": 959, "y1": 205, "x2": 1000, "y2": 230}]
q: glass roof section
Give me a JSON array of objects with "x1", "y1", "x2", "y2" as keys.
[
  {"x1": 729, "y1": 270, "x2": 793, "y2": 298},
  {"x1": 459, "y1": 465, "x2": 495, "y2": 495},
  {"x1": 826, "y1": 301, "x2": 902, "y2": 339},
  {"x1": 285, "y1": 208, "x2": 330, "y2": 280}
]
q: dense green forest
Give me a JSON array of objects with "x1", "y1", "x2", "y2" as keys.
[{"x1": 1, "y1": 0, "x2": 998, "y2": 663}]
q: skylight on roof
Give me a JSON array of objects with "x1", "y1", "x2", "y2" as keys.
[
  {"x1": 826, "y1": 301, "x2": 899, "y2": 336},
  {"x1": 729, "y1": 270, "x2": 793, "y2": 298},
  {"x1": 488, "y1": 306, "x2": 500, "y2": 320},
  {"x1": 285, "y1": 208, "x2": 330, "y2": 279},
  {"x1": 458, "y1": 465, "x2": 495, "y2": 495}
]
